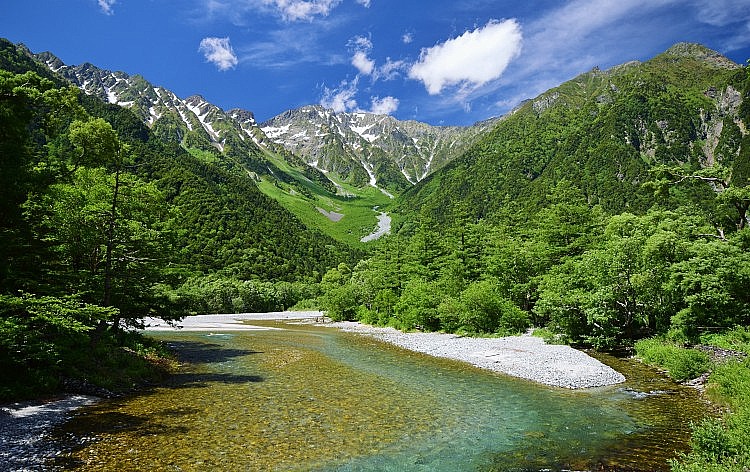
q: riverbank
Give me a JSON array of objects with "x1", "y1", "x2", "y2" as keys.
[
  {"x1": 141, "y1": 311, "x2": 325, "y2": 331},
  {"x1": 142, "y1": 312, "x2": 625, "y2": 389},
  {"x1": 326, "y1": 321, "x2": 626, "y2": 389}
]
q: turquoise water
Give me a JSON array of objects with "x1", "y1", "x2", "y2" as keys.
[{"x1": 54, "y1": 324, "x2": 705, "y2": 471}]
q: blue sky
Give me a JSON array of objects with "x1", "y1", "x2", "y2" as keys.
[{"x1": 2, "y1": 0, "x2": 750, "y2": 126}]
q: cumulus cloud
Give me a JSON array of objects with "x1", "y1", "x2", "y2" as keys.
[
  {"x1": 352, "y1": 51, "x2": 375, "y2": 75},
  {"x1": 346, "y1": 35, "x2": 407, "y2": 80},
  {"x1": 320, "y1": 78, "x2": 359, "y2": 112},
  {"x1": 98, "y1": 0, "x2": 116, "y2": 15},
  {"x1": 409, "y1": 19, "x2": 523, "y2": 95},
  {"x1": 370, "y1": 96, "x2": 399, "y2": 115},
  {"x1": 262, "y1": 0, "x2": 342, "y2": 22},
  {"x1": 199, "y1": 37, "x2": 239, "y2": 71}
]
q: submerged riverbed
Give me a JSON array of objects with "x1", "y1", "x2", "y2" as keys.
[{"x1": 51, "y1": 323, "x2": 706, "y2": 471}]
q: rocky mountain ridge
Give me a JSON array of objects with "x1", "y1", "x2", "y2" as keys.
[
  {"x1": 33, "y1": 50, "x2": 491, "y2": 194},
  {"x1": 396, "y1": 42, "x2": 749, "y2": 226},
  {"x1": 261, "y1": 105, "x2": 496, "y2": 192}
]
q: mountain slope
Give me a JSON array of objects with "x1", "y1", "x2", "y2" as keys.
[
  {"x1": 29, "y1": 47, "x2": 496, "y2": 244},
  {"x1": 261, "y1": 105, "x2": 494, "y2": 193},
  {"x1": 30, "y1": 49, "x2": 398, "y2": 244},
  {"x1": 396, "y1": 43, "x2": 749, "y2": 227},
  {"x1": 1, "y1": 38, "x2": 358, "y2": 281}
]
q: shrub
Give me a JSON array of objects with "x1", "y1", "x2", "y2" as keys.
[
  {"x1": 634, "y1": 338, "x2": 711, "y2": 381},
  {"x1": 497, "y1": 300, "x2": 531, "y2": 335},
  {"x1": 672, "y1": 358, "x2": 750, "y2": 472}
]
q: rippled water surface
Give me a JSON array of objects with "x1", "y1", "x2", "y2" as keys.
[{"x1": 53, "y1": 323, "x2": 707, "y2": 471}]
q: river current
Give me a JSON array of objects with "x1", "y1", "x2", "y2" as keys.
[{"x1": 52, "y1": 323, "x2": 706, "y2": 471}]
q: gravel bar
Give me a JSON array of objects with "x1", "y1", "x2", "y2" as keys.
[{"x1": 328, "y1": 321, "x2": 626, "y2": 389}]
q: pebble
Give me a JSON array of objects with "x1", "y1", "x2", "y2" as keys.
[
  {"x1": 0, "y1": 395, "x2": 99, "y2": 471},
  {"x1": 328, "y1": 322, "x2": 626, "y2": 389}
]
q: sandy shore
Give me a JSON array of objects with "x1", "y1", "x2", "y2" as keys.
[
  {"x1": 141, "y1": 311, "x2": 325, "y2": 331},
  {"x1": 143, "y1": 312, "x2": 625, "y2": 389}
]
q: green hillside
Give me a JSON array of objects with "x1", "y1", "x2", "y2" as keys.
[
  {"x1": 0, "y1": 39, "x2": 358, "y2": 400},
  {"x1": 396, "y1": 43, "x2": 746, "y2": 226}
]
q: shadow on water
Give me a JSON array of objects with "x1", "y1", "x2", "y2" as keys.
[
  {"x1": 52, "y1": 405, "x2": 195, "y2": 469},
  {"x1": 162, "y1": 339, "x2": 266, "y2": 388},
  {"x1": 164, "y1": 371, "x2": 264, "y2": 389},
  {"x1": 165, "y1": 339, "x2": 262, "y2": 364}
]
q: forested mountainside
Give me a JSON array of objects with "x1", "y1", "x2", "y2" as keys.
[
  {"x1": 32, "y1": 47, "x2": 489, "y2": 197},
  {"x1": 2, "y1": 33, "x2": 748, "y2": 470},
  {"x1": 396, "y1": 43, "x2": 749, "y2": 228},
  {"x1": 314, "y1": 47, "x2": 750, "y2": 471},
  {"x1": 0, "y1": 38, "x2": 359, "y2": 398},
  {"x1": 320, "y1": 42, "x2": 749, "y2": 348},
  {"x1": 33, "y1": 48, "x2": 336, "y2": 192}
]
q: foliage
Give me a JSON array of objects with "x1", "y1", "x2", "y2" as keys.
[
  {"x1": 0, "y1": 294, "x2": 110, "y2": 399},
  {"x1": 168, "y1": 275, "x2": 317, "y2": 316},
  {"x1": 671, "y1": 357, "x2": 750, "y2": 472},
  {"x1": 700, "y1": 326, "x2": 750, "y2": 355},
  {"x1": 0, "y1": 42, "x2": 358, "y2": 400},
  {"x1": 634, "y1": 338, "x2": 711, "y2": 382}
]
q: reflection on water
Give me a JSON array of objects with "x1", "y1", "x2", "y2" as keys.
[{"x1": 52, "y1": 324, "x2": 706, "y2": 471}]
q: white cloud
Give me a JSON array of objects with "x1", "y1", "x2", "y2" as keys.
[
  {"x1": 402, "y1": 32, "x2": 413, "y2": 44},
  {"x1": 320, "y1": 78, "x2": 359, "y2": 112},
  {"x1": 355, "y1": 0, "x2": 371, "y2": 7},
  {"x1": 352, "y1": 51, "x2": 375, "y2": 75},
  {"x1": 199, "y1": 37, "x2": 239, "y2": 71},
  {"x1": 409, "y1": 19, "x2": 523, "y2": 95},
  {"x1": 348, "y1": 35, "x2": 375, "y2": 75},
  {"x1": 349, "y1": 35, "x2": 373, "y2": 51},
  {"x1": 689, "y1": 0, "x2": 750, "y2": 51},
  {"x1": 370, "y1": 96, "x2": 399, "y2": 115},
  {"x1": 261, "y1": 0, "x2": 342, "y2": 22},
  {"x1": 98, "y1": 0, "x2": 116, "y2": 15}
]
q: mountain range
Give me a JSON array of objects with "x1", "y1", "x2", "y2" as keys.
[
  {"x1": 34, "y1": 49, "x2": 491, "y2": 197},
  {"x1": 396, "y1": 42, "x2": 749, "y2": 227},
  {"x1": 10, "y1": 40, "x2": 749, "y2": 244}
]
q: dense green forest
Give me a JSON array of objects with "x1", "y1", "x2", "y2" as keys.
[
  {"x1": 2, "y1": 39, "x2": 750, "y2": 470},
  {"x1": 0, "y1": 39, "x2": 357, "y2": 400}
]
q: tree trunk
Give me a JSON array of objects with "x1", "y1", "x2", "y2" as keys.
[{"x1": 103, "y1": 166, "x2": 120, "y2": 326}]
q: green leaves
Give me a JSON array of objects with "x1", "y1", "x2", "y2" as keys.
[
  {"x1": 0, "y1": 293, "x2": 118, "y2": 397},
  {"x1": 68, "y1": 117, "x2": 123, "y2": 168}
]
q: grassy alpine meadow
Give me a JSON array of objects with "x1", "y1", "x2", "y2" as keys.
[{"x1": 257, "y1": 152, "x2": 394, "y2": 247}]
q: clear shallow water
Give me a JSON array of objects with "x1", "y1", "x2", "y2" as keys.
[{"x1": 52, "y1": 324, "x2": 706, "y2": 471}]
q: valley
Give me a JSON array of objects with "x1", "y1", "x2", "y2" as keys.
[{"x1": 1, "y1": 37, "x2": 749, "y2": 472}]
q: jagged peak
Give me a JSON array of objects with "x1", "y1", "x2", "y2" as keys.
[
  {"x1": 185, "y1": 94, "x2": 208, "y2": 104},
  {"x1": 228, "y1": 108, "x2": 256, "y2": 122}
]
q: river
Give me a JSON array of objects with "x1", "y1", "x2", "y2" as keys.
[
  {"x1": 50, "y1": 322, "x2": 705, "y2": 471},
  {"x1": 360, "y1": 207, "x2": 391, "y2": 242}
]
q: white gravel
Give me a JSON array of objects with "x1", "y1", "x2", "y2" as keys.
[
  {"x1": 327, "y1": 321, "x2": 626, "y2": 389},
  {"x1": 141, "y1": 311, "x2": 326, "y2": 331},
  {"x1": 142, "y1": 312, "x2": 626, "y2": 389}
]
